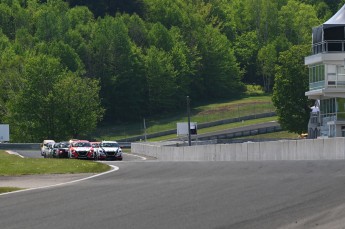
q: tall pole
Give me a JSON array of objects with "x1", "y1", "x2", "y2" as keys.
[
  {"x1": 187, "y1": 96, "x2": 191, "y2": 146},
  {"x1": 143, "y1": 118, "x2": 147, "y2": 142}
]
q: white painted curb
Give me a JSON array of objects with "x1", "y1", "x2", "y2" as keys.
[
  {"x1": 123, "y1": 152, "x2": 147, "y2": 160},
  {"x1": 6, "y1": 150, "x2": 24, "y2": 158}
]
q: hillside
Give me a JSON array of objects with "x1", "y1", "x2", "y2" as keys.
[
  {"x1": 92, "y1": 95, "x2": 277, "y2": 141},
  {"x1": 0, "y1": 0, "x2": 339, "y2": 141}
]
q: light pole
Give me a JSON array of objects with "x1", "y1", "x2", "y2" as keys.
[
  {"x1": 187, "y1": 96, "x2": 191, "y2": 146},
  {"x1": 143, "y1": 118, "x2": 147, "y2": 142}
]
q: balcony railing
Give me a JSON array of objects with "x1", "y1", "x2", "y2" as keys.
[
  {"x1": 309, "y1": 75, "x2": 345, "y2": 90},
  {"x1": 309, "y1": 81, "x2": 325, "y2": 90},
  {"x1": 320, "y1": 113, "x2": 337, "y2": 123},
  {"x1": 312, "y1": 40, "x2": 345, "y2": 54},
  {"x1": 309, "y1": 112, "x2": 345, "y2": 124}
]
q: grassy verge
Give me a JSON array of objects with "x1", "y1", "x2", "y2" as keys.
[
  {"x1": 93, "y1": 95, "x2": 274, "y2": 141},
  {"x1": 0, "y1": 151, "x2": 111, "y2": 194},
  {"x1": 148, "y1": 116, "x2": 278, "y2": 142},
  {"x1": 0, "y1": 187, "x2": 23, "y2": 193},
  {"x1": 0, "y1": 151, "x2": 110, "y2": 176},
  {"x1": 236, "y1": 131, "x2": 299, "y2": 140}
]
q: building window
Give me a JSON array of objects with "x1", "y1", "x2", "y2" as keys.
[
  {"x1": 320, "y1": 98, "x2": 336, "y2": 118},
  {"x1": 337, "y1": 98, "x2": 345, "y2": 121},
  {"x1": 309, "y1": 64, "x2": 325, "y2": 90}
]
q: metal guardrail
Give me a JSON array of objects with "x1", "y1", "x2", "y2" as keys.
[
  {"x1": 194, "y1": 125, "x2": 282, "y2": 141},
  {"x1": 0, "y1": 143, "x2": 40, "y2": 150},
  {"x1": 0, "y1": 113, "x2": 277, "y2": 150},
  {"x1": 117, "y1": 112, "x2": 276, "y2": 142}
]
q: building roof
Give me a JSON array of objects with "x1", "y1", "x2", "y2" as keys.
[
  {"x1": 312, "y1": 4, "x2": 345, "y2": 44},
  {"x1": 323, "y1": 4, "x2": 345, "y2": 28}
]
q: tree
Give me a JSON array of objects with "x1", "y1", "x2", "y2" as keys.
[
  {"x1": 257, "y1": 43, "x2": 277, "y2": 93},
  {"x1": 66, "y1": 0, "x2": 145, "y2": 17},
  {"x1": 242, "y1": 0, "x2": 280, "y2": 43},
  {"x1": 233, "y1": 31, "x2": 260, "y2": 84},
  {"x1": 169, "y1": 27, "x2": 200, "y2": 104},
  {"x1": 5, "y1": 55, "x2": 65, "y2": 142},
  {"x1": 34, "y1": 0, "x2": 70, "y2": 42},
  {"x1": 53, "y1": 73, "x2": 104, "y2": 139},
  {"x1": 278, "y1": 0, "x2": 320, "y2": 45},
  {"x1": 35, "y1": 41, "x2": 85, "y2": 73},
  {"x1": 0, "y1": 34, "x2": 24, "y2": 123},
  {"x1": 272, "y1": 45, "x2": 312, "y2": 134},
  {"x1": 148, "y1": 22, "x2": 174, "y2": 51},
  {"x1": 123, "y1": 13, "x2": 149, "y2": 48},
  {"x1": 144, "y1": 0, "x2": 188, "y2": 28},
  {"x1": 91, "y1": 15, "x2": 147, "y2": 121},
  {"x1": 195, "y1": 25, "x2": 244, "y2": 99},
  {"x1": 145, "y1": 46, "x2": 177, "y2": 114},
  {"x1": 0, "y1": 3, "x2": 15, "y2": 39},
  {"x1": 5, "y1": 54, "x2": 104, "y2": 142}
]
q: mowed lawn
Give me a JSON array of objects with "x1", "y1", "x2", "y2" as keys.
[
  {"x1": 94, "y1": 95, "x2": 275, "y2": 140},
  {"x1": 0, "y1": 151, "x2": 110, "y2": 194},
  {"x1": 0, "y1": 151, "x2": 110, "y2": 176}
]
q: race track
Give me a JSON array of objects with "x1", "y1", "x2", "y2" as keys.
[{"x1": 2, "y1": 159, "x2": 345, "y2": 229}]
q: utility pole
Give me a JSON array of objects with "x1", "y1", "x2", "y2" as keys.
[
  {"x1": 187, "y1": 96, "x2": 191, "y2": 146},
  {"x1": 143, "y1": 118, "x2": 147, "y2": 142}
]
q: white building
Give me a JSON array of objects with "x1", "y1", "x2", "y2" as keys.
[{"x1": 305, "y1": 4, "x2": 345, "y2": 138}]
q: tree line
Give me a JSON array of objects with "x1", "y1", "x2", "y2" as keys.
[{"x1": 0, "y1": 0, "x2": 343, "y2": 141}]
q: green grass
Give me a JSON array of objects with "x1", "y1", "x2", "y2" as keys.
[
  {"x1": 0, "y1": 187, "x2": 23, "y2": 194},
  {"x1": 0, "y1": 151, "x2": 110, "y2": 176},
  {"x1": 237, "y1": 131, "x2": 299, "y2": 140},
  {"x1": 93, "y1": 95, "x2": 275, "y2": 141},
  {"x1": 148, "y1": 116, "x2": 278, "y2": 142},
  {"x1": 0, "y1": 151, "x2": 111, "y2": 194}
]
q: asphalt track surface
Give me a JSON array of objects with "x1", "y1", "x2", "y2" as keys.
[{"x1": 2, "y1": 153, "x2": 345, "y2": 228}]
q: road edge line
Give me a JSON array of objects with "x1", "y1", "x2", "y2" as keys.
[
  {"x1": 123, "y1": 152, "x2": 147, "y2": 160},
  {"x1": 0, "y1": 165, "x2": 119, "y2": 196}
]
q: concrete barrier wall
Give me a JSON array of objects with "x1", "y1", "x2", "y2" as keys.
[{"x1": 131, "y1": 137, "x2": 345, "y2": 161}]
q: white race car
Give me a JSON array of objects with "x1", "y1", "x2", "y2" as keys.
[{"x1": 99, "y1": 141, "x2": 123, "y2": 160}]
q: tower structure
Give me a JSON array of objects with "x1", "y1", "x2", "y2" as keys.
[{"x1": 305, "y1": 4, "x2": 345, "y2": 138}]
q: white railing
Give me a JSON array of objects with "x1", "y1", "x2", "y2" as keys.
[
  {"x1": 309, "y1": 81, "x2": 325, "y2": 90},
  {"x1": 309, "y1": 75, "x2": 345, "y2": 90}
]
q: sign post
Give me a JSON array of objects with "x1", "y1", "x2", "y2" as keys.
[{"x1": 187, "y1": 96, "x2": 191, "y2": 146}]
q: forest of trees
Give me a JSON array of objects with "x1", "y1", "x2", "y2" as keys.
[{"x1": 0, "y1": 0, "x2": 344, "y2": 141}]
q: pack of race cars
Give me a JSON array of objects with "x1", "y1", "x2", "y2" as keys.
[{"x1": 40, "y1": 139, "x2": 123, "y2": 161}]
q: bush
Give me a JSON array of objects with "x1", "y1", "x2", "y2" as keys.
[{"x1": 245, "y1": 84, "x2": 265, "y2": 96}]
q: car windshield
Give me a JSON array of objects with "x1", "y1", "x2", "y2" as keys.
[
  {"x1": 73, "y1": 142, "x2": 91, "y2": 147},
  {"x1": 92, "y1": 143, "x2": 100, "y2": 148},
  {"x1": 102, "y1": 143, "x2": 119, "y2": 147},
  {"x1": 60, "y1": 142, "x2": 69, "y2": 148}
]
